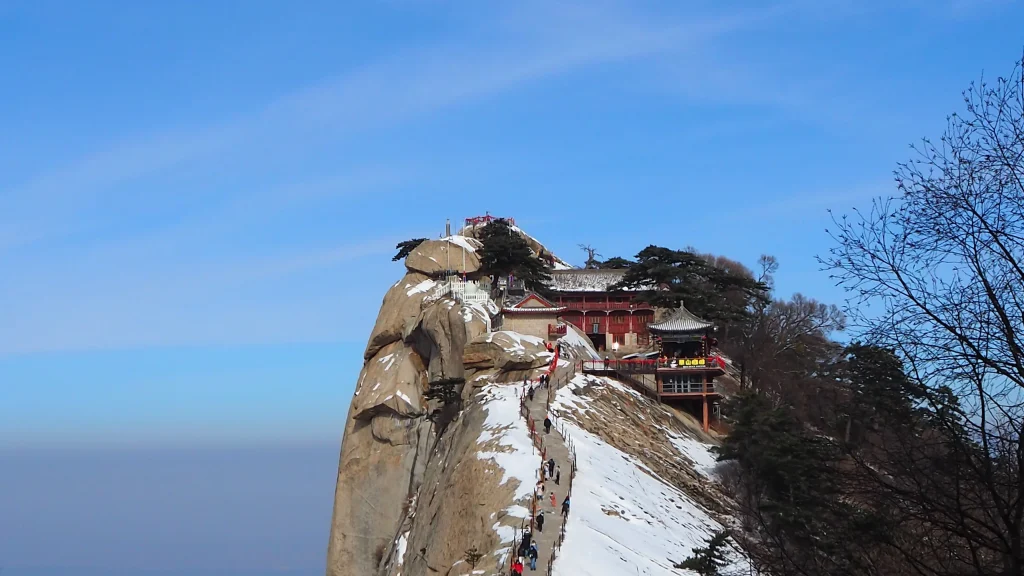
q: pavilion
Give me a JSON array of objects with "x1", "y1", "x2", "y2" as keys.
[{"x1": 647, "y1": 305, "x2": 724, "y2": 432}]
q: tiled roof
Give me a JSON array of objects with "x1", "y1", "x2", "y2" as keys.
[
  {"x1": 502, "y1": 292, "x2": 566, "y2": 314},
  {"x1": 502, "y1": 306, "x2": 566, "y2": 314},
  {"x1": 647, "y1": 305, "x2": 714, "y2": 333},
  {"x1": 549, "y1": 269, "x2": 632, "y2": 293}
]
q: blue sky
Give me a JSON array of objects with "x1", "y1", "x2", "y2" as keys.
[{"x1": 0, "y1": 0, "x2": 1022, "y2": 571}]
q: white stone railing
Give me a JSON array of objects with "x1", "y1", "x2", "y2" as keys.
[
  {"x1": 424, "y1": 277, "x2": 495, "y2": 309},
  {"x1": 423, "y1": 281, "x2": 453, "y2": 305},
  {"x1": 452, "y1": 279, "x2": 491, "y2": 305}
]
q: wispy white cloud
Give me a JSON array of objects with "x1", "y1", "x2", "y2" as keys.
[
  {"x1": 0, "y1": 1, "x2": 784, "y2": 249},
  {"x1": 0, "y1": 0, "x2": 802, "y2": 355}
]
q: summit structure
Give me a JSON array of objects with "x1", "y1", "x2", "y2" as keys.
[
  {"x1": 548, "y1": 268, "x2": 655, "y2": 351},
  {"x1": 326, "y1": 217, "x2": 746, "y2": 576}
]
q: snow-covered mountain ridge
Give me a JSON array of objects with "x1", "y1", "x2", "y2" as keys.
[{"x1": 326, "y1": 225, "x2": 748, "y2": 576}]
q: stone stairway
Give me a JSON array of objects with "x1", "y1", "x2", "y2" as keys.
[
  {"x1": 521, "y1": 384, "x2": 571, "y2": 573},
  {"x1": 507, "y1": 345, "x2": 579, "y2": 575}
]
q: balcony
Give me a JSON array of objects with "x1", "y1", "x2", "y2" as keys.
[
  {"x1": 578, "y1": 357, "x2": 726, "y2": 374},
  {"x1": 560, "y1": 300, "x2": 653, "y2": 311},
  {"x1": 661, "y1": 382, "x2": 719, "y2": 395},
  {"x1": 658, "y1": 357, "x2": 727, "y2": 371}
]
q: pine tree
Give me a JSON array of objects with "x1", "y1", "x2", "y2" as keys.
[
  {"x1": 675, "y1": 531, "x2": 730, "y2": 575},
  {"x1": 424, "y1": 377, "x2": 463, "y2": 406},
  {"x1": 393, "y1": 238, "x2": 428, "y2": 261},
  {"x1": 598, "y1": 256, "x2": 633, "y2": 269},
  {"x1": 477, "y1": 218, "x2": 553, "y2": 295},
  {"x1": 610, "y1": 246, "x2": 768, "y2": 322},
  {"x1": 837, "y1": 343, "x2": 920, "y2": 445},
  {"x1": 425, "y1": 377, "x2": 465, "y2": 435},
  {"x1": 463, "y1": 547, "x2": 484, "y2": 569},
  {"x1": 717, "y1": 391, "x2": 885, "y2": 576}
]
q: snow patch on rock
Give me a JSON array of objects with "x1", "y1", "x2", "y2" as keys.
[
  {"x1": 484, "y1": 330, "x2": 545, "y2": 355},
  {"x1": 461, "y1": 302, "x2": 494, "y2": 332},
  {"x1": 557, "y1": 326, "x2": 601, "y2": 360},
  {"x1": 407, "y1": 279, "x2": 436, "y2": 296},
  {"x1": 476, "y1": 384, "x2": 538, "y2": 505},
  {"x1": 444, "y1": 234, "x2": 482, "y2": 253}
]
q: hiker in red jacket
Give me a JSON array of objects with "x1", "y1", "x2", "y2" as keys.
[{"x1": 511, "y1": 558, "x2": 524, "y2": 575}]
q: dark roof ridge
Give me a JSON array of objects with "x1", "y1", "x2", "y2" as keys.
[{"x1": 647, "y1": 303, "x2": 714, "y2": 333}]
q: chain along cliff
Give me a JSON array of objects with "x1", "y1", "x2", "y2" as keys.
[{"x1": 326, "y1": 227, "x2": 749, "y2": 576}]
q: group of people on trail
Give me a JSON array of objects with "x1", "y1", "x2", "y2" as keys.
[
  {"x1": 513, "y1": 348, "x2": 571, "y2": 575},
  {"x1": 544, "y1": 456, "x2": 560, "y2": 485},
  {"x1": 526, "y1": 373, "x2": 552, "y2": 403},
  {"x1": 513, "y1": 532, "x2": 539, "y2": 573},
  {"x1": 534, "y1": 457, "x2": 569, "y2": 521},
  {"x1": 537, "y1": 455, "x2": 560, "y2": 485},
  {"x1": 513, "y1": 493, "x2": 570, "y2": 574},
  {"x1": 537, "y1": 475, "x2": 569, "y2": 519}
]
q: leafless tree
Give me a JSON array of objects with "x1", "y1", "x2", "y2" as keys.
[
  {"x1": 579, "y1": 244, "x2": 602, "y2": 269},
  {"x1": 822, "y1": 57, "x2": 1024, "y2": 575},
  {"x1": 730, "y1": 289, "x2": 845, "y2": 398}
]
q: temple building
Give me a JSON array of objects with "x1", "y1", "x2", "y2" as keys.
[
  {"x1": 500, "y1": 292, "x2": 566, "y2": 338},
  {"x1": 578, "y1": 304, "x2": 725, "y2": 432},
  {"x1": 548, "y1": 269, "x2": 655, "y2": 351}
]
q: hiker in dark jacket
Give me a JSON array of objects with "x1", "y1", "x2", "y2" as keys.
[
  {"x1": 518, "y1": 532, "x2": 531, "y2": 557},
  {"x1": 543, "y1": 416, "x2": 552, "y2": 434},
  {"x1": 555, "y1": 465, "x2": 561, "y2": 485},
  {"x1": 561, "y1": 496, "x2": 570, "y2": 518},
  {"x1": 528, "y1": 543, "x2": 539, "y2": 571},
  {"x1": 547, "y1": 457, "x2": 555, "y2": 476},
  {"x1": 536, "y1": 510, "x2": 545, "y2": 532},
  {"x1": 528, "y1": 386, "x2": 535, "y2": 401}
]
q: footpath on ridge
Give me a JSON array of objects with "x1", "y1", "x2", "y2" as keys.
[{"x1": 514, "y1": 346, "x2": 579, "y2": 575}]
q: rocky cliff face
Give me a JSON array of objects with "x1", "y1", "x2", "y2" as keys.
[
  {"x1": 327, "y1": 234, "x2": 575, "y2": 576},
  {"x1": 327, "y1": 230, "x2": 743, "y2": 576}
]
